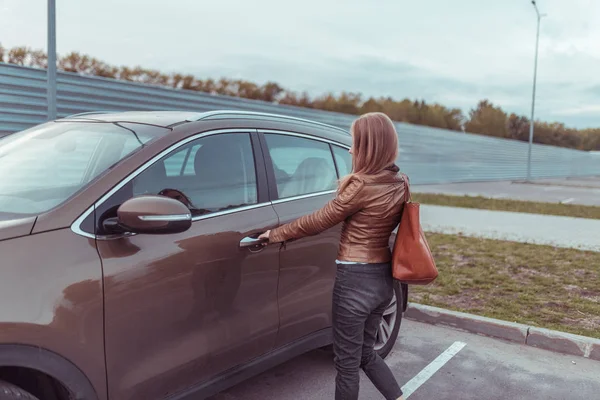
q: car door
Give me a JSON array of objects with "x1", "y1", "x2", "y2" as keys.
[
  {"x1": 259, "y1": 130, "x2": 345, "y2": 347},
  {"x1": 94, "y1": 131, "x2": 281, "y2": 399}
]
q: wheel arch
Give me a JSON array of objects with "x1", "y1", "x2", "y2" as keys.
[{"x1": 0, "y1": 344, "x2": 99, "y2": 400}]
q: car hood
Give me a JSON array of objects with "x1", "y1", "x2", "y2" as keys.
[{"x1": 0, "y1": 215, "x2": 36, "y2": 241}]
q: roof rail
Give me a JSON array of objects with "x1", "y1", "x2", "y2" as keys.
[
  {"x1": 198, "y1": 110, "x2": 350, "y2": 135},
  {"x1": 64, "y1": 111, "x2": 115, "y2": 118}
]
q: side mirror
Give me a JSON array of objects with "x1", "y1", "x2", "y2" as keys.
[{"x1": 104, "y1": 195, "x2": 192, "y2": 235}]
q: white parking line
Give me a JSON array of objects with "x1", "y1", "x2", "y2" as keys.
[{"x1": 402, "y1": 341, "x2": 467, "y2": 398}]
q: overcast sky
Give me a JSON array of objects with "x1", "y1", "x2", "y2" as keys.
[{"x1": 1, "y1": 0, "x2": 599, "y2": 128}]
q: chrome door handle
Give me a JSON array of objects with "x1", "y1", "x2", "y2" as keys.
[{"x1": 239, "y1": 236, "x2": 268, "y2": 248}]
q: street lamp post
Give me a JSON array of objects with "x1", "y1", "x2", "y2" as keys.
[
  {"x1": 47, "y1": 0, "x2": 57, "y2": 120},
  {"x1": 527, "y1": 0, "x2": 546, "y2": 181}
]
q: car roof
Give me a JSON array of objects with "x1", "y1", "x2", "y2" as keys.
[
  {"x1": 60, "y1": 111, "x2": 205, "y2": 127},
  {"x1": 61, "y1": 110, "x2": 350, "y2": 140}
]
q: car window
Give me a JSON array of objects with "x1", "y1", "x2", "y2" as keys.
[
  {"x1": 132, "y1": 133, "x2": 257, "y2": 216},
  {"x1": 264, "y1": 134, "x2": 337, "y2": 199},
  {"x1": 332, "y1": 145, "x2": 352, "y2": 178},
  {"x1": 163, "y1": 144, "x2": 202, "y2": 177}
]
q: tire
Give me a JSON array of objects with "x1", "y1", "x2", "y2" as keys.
[
  {"x1": 375, "y1": 281, "x2": 403, "y2": 359},
  {"x1": 0, "y1": 380, "x2": 40, "y2": 400}
]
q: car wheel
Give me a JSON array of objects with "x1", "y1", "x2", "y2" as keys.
[
  {"x1": 375, "y1": 281, "x2": 403, "y2": 359},
  {"x1": 0, "y1": 380, "x2": 40, "y2": 400}
]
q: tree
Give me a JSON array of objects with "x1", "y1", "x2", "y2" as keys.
[
  {"x1": 170, "y1": 73, "x2": 185, "y2": 89},
  {"x1": 59, "y1": 52, "x2": 92, "y2": 74},
  {"x1": 235, "y1": 80, "x2": 261, "y2": 100},
  {"x1": 443, "y1": 107, "x2": 465, "y2": 131},
  {"x1": 2, "y1": 42, "x2": 599, "y2": 150},
  {"x1": 260, "y1": 82, "x2": 284, "y2": 102},
  {"x1": 359, "y1": 97, "x2": 384, "y2": 114},
  {"x1": 279, "y1": 91, "x2": 313, "y2": 108},
  {"x1": 216, "y1": 78, "x2": 235, "y2": 96},
  {"x1": 421, "y1": 104, "x2": 462, "y2": 130},
  {"x1": 179, "y1": 75, "x2": 196, "y2": 90},
  {"x1": 465, "y1": 100, "x2": 508, "y2": 138},
  {"x1": 507, "y1": 113, "x2": 530, "y2": 141},
  {"x1": 581, "y1": 129, "x2": 600, "y2": 151},
  {"x1": 312, "y1": 93, "x2": 339, "y2": 112},
  {"x1": 30, "y1": 50, "x2": 48, "y2": 68},
  {"x1": 278, "y1": 91, "x2": 299, "y2": 106},
  {"x1": 297, "y1": 92, "x2": 313, "y2": 108},
  {"x1": 532, "y1": 121, "x2": 582, "y2": 149},
  {"x1": 201, "y1": 78, "x2": 217, "y2": 94},
  {"x1": 89, "y1": 58, "x2": 118, "y2": 78},
  {"x1": 378, "y1": 98, "x2": 414, "y2": 122},
  {"x1": 334, "y1": 92, "x2": 362, "y2": 114},
  {"x1": 7, "y1": 46, "x2": 29, "y2": 65}
]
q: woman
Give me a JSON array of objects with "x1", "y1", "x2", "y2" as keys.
[{"x1": 259, "y1": 112, "x2": 407, "y2": 400}]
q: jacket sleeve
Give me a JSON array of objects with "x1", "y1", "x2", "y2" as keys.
[{"x1": 269, "y1": 177, "x2": 365, "y2": 243}]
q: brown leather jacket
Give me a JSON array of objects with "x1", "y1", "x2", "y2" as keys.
[{"x1": 270, "y1": 165, "x2": 408, "y2": 264}]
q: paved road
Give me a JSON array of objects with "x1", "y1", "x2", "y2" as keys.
[
  {"x1": 420, "y1": 204, "x2": 600, "y2": 252},
  {"x1": 413, "y1": 177, "x2": 600, "y2": 206},
  {"x1": 208, "y1": 320, "x2": 600, "y2": 399}
]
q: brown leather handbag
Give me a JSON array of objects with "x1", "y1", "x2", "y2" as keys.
[{"x1": 391, "y1": 175, "x2": 438, "y2": 285}]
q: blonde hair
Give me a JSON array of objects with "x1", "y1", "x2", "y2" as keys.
[{"x1": 339, "y1": 112, "x2": 399, "y2": 192}]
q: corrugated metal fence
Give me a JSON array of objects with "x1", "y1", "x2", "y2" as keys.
[{"x1": 1, "y1": 62, "x2": 599, "y2": 184}]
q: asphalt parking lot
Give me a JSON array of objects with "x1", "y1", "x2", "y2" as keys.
[
  {"x1": 209, "y1": 319, "x2": 600, "y2": 399},
  {"x1": 412, "y1": 177, "x2": 600, "y2": 206}
]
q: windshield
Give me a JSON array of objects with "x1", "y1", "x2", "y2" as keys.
[{"x1": 0, "y1": 121, "x2": 163, "y2": 216}]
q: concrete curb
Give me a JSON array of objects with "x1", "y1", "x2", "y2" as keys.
[{"x1": 404, "y1": 303, "x2": 600, "y2": 361}]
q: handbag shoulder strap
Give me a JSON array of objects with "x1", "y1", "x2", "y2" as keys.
[{"x1": 401, "y1": 173, "x2": 411, "y2": 203}]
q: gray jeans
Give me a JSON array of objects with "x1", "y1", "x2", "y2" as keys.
[{"x1": 332, "y1": 263, "x2": 403, "y2": 400}]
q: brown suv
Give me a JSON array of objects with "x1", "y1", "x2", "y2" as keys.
[{"x1": 0, "y1": 111, "x2": 408, "y2": 400}]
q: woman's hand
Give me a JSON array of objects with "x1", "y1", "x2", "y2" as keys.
[{"x1": 258, "y1": 230, "x2": 271, "y2": 243}]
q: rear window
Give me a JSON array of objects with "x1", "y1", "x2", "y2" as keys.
[{"x1": 0, "y1": 121, "x2": 163, "y2": 215}]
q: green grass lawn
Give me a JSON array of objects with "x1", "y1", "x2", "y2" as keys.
[
  {"x1": 413, "y1": 193, "x2": 600, "y2": 220},
  {"x1": 411, "y1": 233, "x2": 600, "y2": 338}
]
